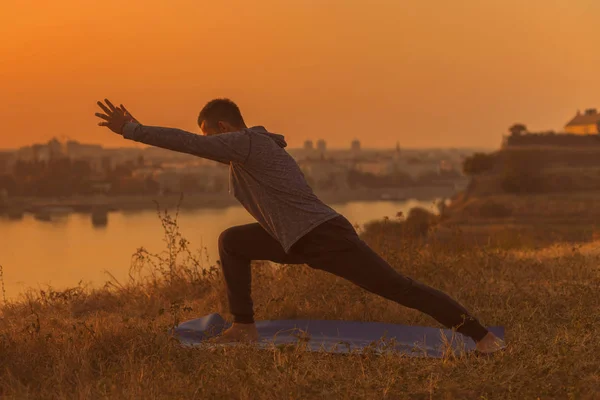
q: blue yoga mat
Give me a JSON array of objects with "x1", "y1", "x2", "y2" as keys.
[{"x1": 173, "y1": 313, "x2": 505, "y2": 358}]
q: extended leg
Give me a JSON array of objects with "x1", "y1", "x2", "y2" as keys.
[{"x1": 295, "y1": 216, "x2": 489, "y2": 341}]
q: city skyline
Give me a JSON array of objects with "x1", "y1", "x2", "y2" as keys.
[{"x1": 0, "y1": 136, "x2": 494, "y2": 153}]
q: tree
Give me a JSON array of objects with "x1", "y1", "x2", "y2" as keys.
[
  {"x1": 509, "y1": 123, "x2": 528, "y2": 136},
  {"x1": 462, "y1": 153, "x2": 496, "y2": 176}
]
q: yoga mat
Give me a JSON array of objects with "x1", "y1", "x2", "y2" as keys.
[{"x1": 173, "y1": 313, "x2": 505, "y2": 358}]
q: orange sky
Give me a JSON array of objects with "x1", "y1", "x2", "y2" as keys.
[{"x1": 1, "y1": 0, "x2": 599, "y2": 149}]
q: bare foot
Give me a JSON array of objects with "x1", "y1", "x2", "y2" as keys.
[
  {"x1": 475, "y1": 332, "x2": 507, "y2": 354},
  {"x1": 211, "y1": 323, "x2": 260, "y2": 344}
]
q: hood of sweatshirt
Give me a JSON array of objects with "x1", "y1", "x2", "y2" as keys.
[{"x1": 248, "y1": 126, "x2": 287, "y2": 148}]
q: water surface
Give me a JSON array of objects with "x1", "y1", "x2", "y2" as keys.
[{"x1": 0, "y1": 200, "x2": 438, "y2": 299}]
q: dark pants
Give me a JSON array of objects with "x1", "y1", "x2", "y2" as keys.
[{"x1": 218, "y1": 215, "x2": 489, "y2": 342}]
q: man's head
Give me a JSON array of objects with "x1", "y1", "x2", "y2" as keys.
[{"x1": 198, "y1": 98, "x2": 247, "y2": 136}]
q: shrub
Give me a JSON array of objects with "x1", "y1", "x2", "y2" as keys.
[
  {"x1": 360, "y1": 207, "x2": 438, "y2": 247},
  {"x1": 462, "y1": 153, "x2": 496, "y2": 176},
  {"x1": 403, "y1": 207, "x2": 437, "y2": 237}
]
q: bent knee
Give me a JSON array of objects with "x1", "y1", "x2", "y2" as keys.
[{"x1": 218, "y1": 227, "x2": 240, "y2": 252}]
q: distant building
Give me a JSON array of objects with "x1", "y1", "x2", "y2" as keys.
[
  {"x1": 66, "y1": 140, "x2": 103, "y2": 158},
  {"x1": 317, "y1": 139, "x2": 327, "y2": 152},
  {"x1": 565, "y1": 108, "x2": 600, "y2": 134},
  {"x1": 303, "y1": 140, "x2": 314, "y2": 150},
  {"x1": 65, "y1": 140, "x2": 107, "y2": 172},
  {"x1": 16, "y1": 138, "x2": 67, "y2": 161},
  {"x1": 297, "y1": 158, "x2": 348, "y2": 190},
  {"x1": 89, "y1": 179, "x2": 112, "y2": 195},
  {"x1": 47, "y1": 138, "x2": 66, "y2": 159},
  {"x1": 100, "y1": 156, "x2": 114, "y2": 172},
  {"x1": 355, "y1": 160, "x2": 388, "y2": 175},
  {"x1": 15, "y1": 146, "x2": 34, "y2": 161},
  {"x1": 0, "y1": 152, "x2": 13, "y2": 174},
  {"x1": 351, "y1": 139, "x2": 361, "y2": 152},
  {"x1": 132, "y1": 166, "x2": 160, "y2": 179},
  {"x1": 32, "y1": 144, "x2": 50, "y2": 161},
  {"x1": 393, "y1": 142, "x2": 401, "y2": 162},
  {"x1": 439, "y1": 160, "x2": 453, "y2": 172}
]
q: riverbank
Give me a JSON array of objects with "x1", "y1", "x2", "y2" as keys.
[{"x1": 0, "y1": 184, "x2": 461, "y2": 217}]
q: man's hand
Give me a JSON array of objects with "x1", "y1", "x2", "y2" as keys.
[{"x1": 95, "y1": 99, "x2": 139, "y2": 134}]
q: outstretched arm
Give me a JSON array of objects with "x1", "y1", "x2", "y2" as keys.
[
  {"x1": 95, "y1": 99, "x2": 250, "y2": 164},
  {"x1": 121, "y1": 123, "x2": 250, "y2": 164}
]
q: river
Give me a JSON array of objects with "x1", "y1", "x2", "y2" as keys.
[{"x1": 0, "y1": 200, "x2": 438, "y2": 300}]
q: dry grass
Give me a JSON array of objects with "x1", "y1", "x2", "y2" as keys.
[
  {"x1": 1, "y1": 208, "x2": 599, "y2": 399},
  {"x1": 464, "y1": 145, "x2": 600, "y2": 197},
  {"x1": 439, "y1": 191, "x2": 600, "y2": 250}
]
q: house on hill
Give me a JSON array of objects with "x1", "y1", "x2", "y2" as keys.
[{"x1": 564, "y1": 108, "x2": 600, "y2": 134}]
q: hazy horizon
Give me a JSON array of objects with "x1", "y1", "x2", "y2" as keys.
[
  {"x1": 0, "y1": 140, "x2": 496, "y2": 152},
  {"x1": 2, "y1": 0, "x2": 599, "y2": 150}
]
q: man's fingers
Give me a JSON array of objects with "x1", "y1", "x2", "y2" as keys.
[
  {"x1": 120, "y1": 104, "x2": 139, "y2": 123},
  {"x1": 120, "y1": 104, "x2": 132, "y2": 116},
  {"x1": 97, "y1": 101, "x2": 113, "y2": 116},
  {"x1": 98, "y1": 122, "x2": 108, "y2": 126},
  {"x1": 105, "y1": 99, "x2": 118, "y2": 112},
  {"x1": 95, "y1": 112, "x2": 111, "y2": 121}
]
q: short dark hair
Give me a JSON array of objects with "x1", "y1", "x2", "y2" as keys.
[{"x1": 197, "y1": 98, "x2": 245, "y2": 129}]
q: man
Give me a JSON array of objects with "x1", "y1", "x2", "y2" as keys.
[{"x1": 95, "y1": 98, "x2": 505, "y2": 353}]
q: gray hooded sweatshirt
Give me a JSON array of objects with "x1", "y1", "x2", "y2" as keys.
[{"x1": 122, "y1": 123, "x2": 339, "y2": 253}]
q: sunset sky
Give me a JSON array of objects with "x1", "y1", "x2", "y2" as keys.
[{"x1": 1, "y1": 0, "x2": 599, "y2": 150}]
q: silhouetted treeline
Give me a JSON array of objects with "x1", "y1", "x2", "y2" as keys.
[
  {"x1": 463, "y1": 146, "x2": 600, "y2": 177},
  {"x1": 462, "y1": 153, "x2": 497, "y2": 176},
  {"x1": 504, "y1": 133, "x2": 600, "y2": 147},
  {"x1": 462, "y1": 146, "x2": 600, "y2": 195}
]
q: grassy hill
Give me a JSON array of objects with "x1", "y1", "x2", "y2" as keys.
[
  {"x1": 1, "y1": 209, "x2": 599, "y2": 399},
  {"x1": 434, "y1": 145, "x2": 600, "y2": 247}
]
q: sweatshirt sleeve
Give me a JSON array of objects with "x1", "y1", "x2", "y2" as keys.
[{"x1": 121, "y1": 122, "x2": 251, "y2": 164}]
